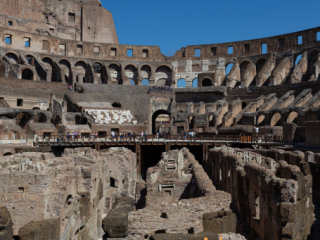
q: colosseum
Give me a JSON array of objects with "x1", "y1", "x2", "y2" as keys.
[{"x1": 0, "y1": 0, "x2": 319, "y2": 240}]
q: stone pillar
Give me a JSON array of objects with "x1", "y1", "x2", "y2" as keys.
[{"x1": 283, "y1": 122, "x2": 298, "y2": 145}]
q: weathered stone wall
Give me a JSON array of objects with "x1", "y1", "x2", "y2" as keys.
[
  {"x1": 129, "y1": 148, "x2": 232, "y2": 240},
  {"x1": 204, "y1": 147, "x2": 314, "y2": 240},
  {"x1": 0, "y1": 147, "x2": 136, "y2": 239}
]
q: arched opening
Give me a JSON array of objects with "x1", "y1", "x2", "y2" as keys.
[
  {"x1": 51, "y1": 115, "x2": 61, "y2": 127},
  {"x1": 189, "y1": 116, "x2": 195, "y2": 130},
  {"x1": 16, "y1": 113, "x2": 30, "y2": 129},
  {"x1": 109, "y1": 64, "x2": 122, "y2": 85},
  {"x1": 75, "y1": 61, "x2": 89, "y2": 83},
  {"x1": 152, "y1": 110, "x2": 170, "y2": 134},
  {"x1": 5, "y1": 52, "x2": 19, "y2": 64},
  {"x1": 112, "y1": 102, "x2": 122, "y2": 108},
  {"x1": 271, "y1": 112, "x2": 282, "y2": 126},
  {"x1": 256, "y1": 59, "x2": 266, "y2": 74},
  {"x1": 75, "y1": 115, "x2": 88, "y2": 125},
  {"x1": 42, "y1": 57, "x2": 60, "y2": 82},
  {"x1": 21, "y1": 68, "x2": 34, "y2": 80},
  {"x1": 129, "y1": 79, "x2": 136, "y2": 85},
  {"x1": 188, "y1": 228, "x2": 195, "y2": 234},
  {"x1": 142, "y1": 79, "x2": 149, "y2": 86},
  {"x1": 3, "y1": 152, "x2": 13, "y2": 156},
  {"x1": 32, "y1": 107, "x2": 40, "y2": 111},
  {"x1": 93, "y1": 62, "x2": 106, "y2": 84},
  {"x1": 240, "y1": 61, "x2": 250, "y2": 80},
  {"x1": 141, "y1": 65, "x2": 151, "y2": 80},
  {"x1": 34, "y1": 113, "x2": 47, "y2": 123},
  {"x1": 192, "y1": 78, "x2": 198, "y2": 88},
  {"x1": 309, "y1": 50, "x2": 319, "y2": 66},
  {"x1": 208, "y1": 115, "x2": 215, "y2": 127},
  {"x1": 125, "y1": 65, "x2": 138, "y2": 85},
  {"x1": 202, "y1": 78, "x2": 212, "y2": 87},
  {"x1": 287, "y1": 111, "x2": 299, "y2": 124},
  {"x1": 110, "y1": 177, "x2": 115, "y2": 187},
  {"x1": 177, "y1": 79, "x2": 186, "y2": 88},
  {"x1": 225, "y1": 63, "x2": 234, "y2": 74},
  {"x1": 257, "y1": 115, "x2": 265, "y2": 126},
  {"x1": 59, "y1": 60, "x2": 71, "y2": 84},
  {"x1": 26, "y1": 55, "x2": 46, "y2": 81},
  {"x1": 295, "y1": 54, "x2": 302, "y2": 66},
  {"x1": 155, "y1": 66, "x2": 172, "y2": 86}
]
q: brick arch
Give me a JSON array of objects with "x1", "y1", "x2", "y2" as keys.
[
  {"x1": 239, "y1": 59, "x2": 252, "y2": 65},
  {"x1": 270, "y1": 112, "x2": 282, "y2": 126},
  {"x1": 155, "y1": 64, "x2": 172, "y2": 71},
  {"x1": 58, "y1": 58, "x2": 72, "y2": 66},
  {"x1": 74, "y1": 59, "x2": 87, "y2": 67},
  {"x1": 124, "y1": 63, "x2": 138, "y2": 69},
  {"x1": 88, "y1": 60, "x2": 104, "y2": 66},
  {"x1": 255, "y1": 57, "x2": 267, "y2": 64},
  {"x1": 5, "y1": 51, "x2": 19, "y2": 59},
  {"x1": 5, "y1": 51, "x2": 20, "y2": 64},
  {"x1": 256, "y1": 114, "x2": 266, "y2": 126},
  {"x1": 107, "y1": 62, "x2": 121, "y2": 68},
  {"x1": 286, "y1": 111, "x2": 299, "y2": 123},
  {"x1": 42, "y1": 56, "x2": 54, "y2": 63},
  {"x1": 20, "y1": 67, "x2": 36, "y2": 81},
  {"x1": 140, "y1": 64, "x2": 153, "y2": 71}
]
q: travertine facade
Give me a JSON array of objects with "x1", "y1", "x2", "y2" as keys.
[{"x1": 0, "y1": 0, "x2": 320, "y2": 239}]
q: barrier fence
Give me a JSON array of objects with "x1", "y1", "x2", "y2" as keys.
[{"x1": 35, "y1": 134, "x2": 284, "y2": 145}]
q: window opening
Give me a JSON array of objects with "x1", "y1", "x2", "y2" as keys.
[
  {"x1": 5, "y1": 34, "x2": 12, "y2": 44},
  {"x1": 17, "y1": 99, "x2": 23, "y2": 106},
  {"x1": 228, "y1": 46, "x2": 233, "y2": 54},
  {"x1": 127, "y1": 49, "x2": 133, "y2": 57},
  {"x1": 195, "y1": 48, "x2": 201, "y2": 57},
  {"x1": 211, "y1": 47, "x2": 217, "y2": 56},
  {"x1": 261, "y1": 43, "x2": 267, "y2": 54},
  {"x1": 297, "y1": 35, "x2": 303, "y2": 45}
]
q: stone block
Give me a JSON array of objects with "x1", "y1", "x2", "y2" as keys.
[
  {"x1": 102, "y1": 197, "x2": 134, "y2": 238},
  {"x1": 0, "y1": 206, "x2": 13, "y2": 240},
  {"x1": 203, "y1": 210, "x2": 236, "y2": 234},
  {"x1": 18, "y1": 218, "x2": 60, "y2": 240},
  {"x1": 150, "y1": 232, "x2": 219, "y2": 240}
]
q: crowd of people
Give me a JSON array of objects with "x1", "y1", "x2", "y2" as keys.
[
  {"x1": 53, "y1": 127, "x2": 260, "y2": 143},
  {"x1": 149, "y1": 85, "x2": 173, "y2": 91}
]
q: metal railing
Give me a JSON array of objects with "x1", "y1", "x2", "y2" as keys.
[{"x1": 36, "y1": 134, "x2": 284, "y2": 145}]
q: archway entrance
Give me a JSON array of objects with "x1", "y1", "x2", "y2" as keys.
[
  {"x1": 22, "y1": 69, "x2": 34, "y2": 80},
  {"x1": 16, "y1": 113, "x2": 30, "y2": 128},
  {"x1": 202, "y1": 78, "x2": 212, "y2": 87},
  {"x1": 152, "y1": 110, "x2": 170, "y2": 134}
]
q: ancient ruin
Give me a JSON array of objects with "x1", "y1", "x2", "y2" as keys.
[{"x1": 0, "y1": 0, "x2": 320, "y2": 239}]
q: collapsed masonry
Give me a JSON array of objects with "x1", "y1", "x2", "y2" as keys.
[
  {"x1": 0, "y1": 147, "x2": 136, "y2": 239},
  {"x1": 0, "y1": 146, "x2": 316, "y2": 240}
]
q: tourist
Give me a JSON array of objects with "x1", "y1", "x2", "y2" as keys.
[
  {"x1": 111, "y1": 131, "x2": 115, "y2": 139},
  {"x1": 144, "y1": 130, "x2": 148, "y2": 141},
  {"x1": 214, "y1": 129, "x2": 218, "y2": 135},
  {"x1": 140, "y1": 131, "x2": 144, "y2": 140},
  {"x1": 74, "y1": 131, "x2": 78, "y2": 140},
  {"x1": 183, "y1": 131, "x2": 187, "y2": 139},
  {"x1": 91, "y1": 132, "x2": 94, "y2": 139},
  {"x1": 95, "y1": 132, "x2": 98, "y2": 139},
  {"x1": 133, "y1": 132, "x2": 136, "y2": 141}
]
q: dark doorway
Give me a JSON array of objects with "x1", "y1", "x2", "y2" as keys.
[
  {"x1": 22, "y1": 69, "x2": 34, "y2": 80},
  {"x1": 152, "y1": 110, "x2": 170, "y2": 134},
  {"x1": 202, "y1": 78, "x2": 212, "y2": 87}
]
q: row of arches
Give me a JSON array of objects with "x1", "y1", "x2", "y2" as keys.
[
  {"x1": 256, "y1": 111, "x2": 299, "y2": 127},
  {"x1": 5, "y1": 52, "x2": 174, "y2": 86}
]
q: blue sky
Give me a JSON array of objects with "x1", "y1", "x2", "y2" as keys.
[{"x1": 102, "y1": 0, "x2": 320, "y2": 57}]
